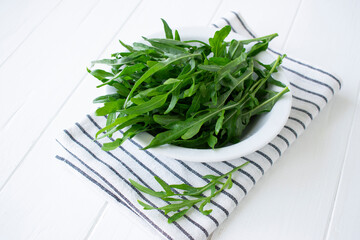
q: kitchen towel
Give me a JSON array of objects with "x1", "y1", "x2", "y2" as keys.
[{"x1": 55, "y1": 11, "x2": 341, "y2": 240}]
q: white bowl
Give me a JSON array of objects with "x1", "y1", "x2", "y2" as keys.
[{"x1": 108, "y1": 27, "x2": 292, "y2": 162}]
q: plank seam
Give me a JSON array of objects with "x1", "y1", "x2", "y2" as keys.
[{"x1": 0, "y1": 0, "x2": 144, "y2": 194}]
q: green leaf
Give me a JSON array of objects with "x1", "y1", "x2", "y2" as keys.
[
  {"x1": 215, "y1": 52, "x2": 247, "y2": 83},
  {"x1": 202, "y1": 175, "x2": 219, "y2": 180},
  {"x1": 228, "y1": 40, "x2": 244, "y2": 59},
  {"x1": 268, "y1": 76, "x2": 286, "y2": 88},
  {"x1": 199, "y1": 199, "x2": 212, "y2": 215},
  {"x1": 209, "y1": 25, "x2": 231, "y2": 57},
  {"x1": 119, "y1": 40, "x2": 134, "y2": 52},
  {"x1": 95, "y1": 114, "x2": 138, "y2": 139},
  {"x1": 161, "y1": 18, "x2": 173, "y2": 39},
  {"x1": 215, "y1": 110, "x2": 225, "y2": 135},
  {"x1": 207, "y1": 133, "x2": 218, "y2": 149},
  {"x1": 137, "y1": 200, "x2": 156, "y2": 210},
  {"x1": 248, "y1": 41, "x2": 269, "y2": 57},
  {"x1": 168, "y1": 208, "x2": 189, "y2": 223},
  {"x1": 169, "y1": 184, "x2": 198, "y2": 192},
  {"x1": 95, "y1": 99, "x2": 125, "y2": 116},
  {"x1": 158, "y1": 199, "x2": 201, "y2": 213},
  {"x1": 153, "y1": 114, "x2": 183, "y2": 126},
  {"x1": 106, "y1": 112, "x2": 117, "y2": 126},
  {"x1": 239, "y1": 33, "x2": 278, "y2": 44},
  {"x1": 198, "y1": 64, "x2": 221, "y2": 72},
  {"x1": 129, "y1": 179, "x2": 167, "y2": 198},
  {"x1": 122, "y1": 94, "x2": 168, "y2": 115},
  {"x1": 154, "y1": 176, "x2": 174, "y2": 196},
  {"x1": 242, "y1": 86, "x2": 289, "y2": 118},
  {"x1": 101, "y1": 125, "x2": 145, "y2": 151},
  {"x1": 174, "y1": 30, "x2": 180, "y2": 41},
  {"x1": 88, "y1": 68, "x2": 114, "y2": 81},
  {"x1": 209, "y1": 57, "x2": 231, "y2": 66},
  {"x1": 124, "y1": 53, "x2": 200, "y2": 106},
  {"x1": 93, "y1": 93, "x2": 121, "y2": 104},
  {"x1": 164, "y1": 88, "x2": 180, "y2": 114},
  {"x1": 144, "y1": 37, "x2": 188, "y2": 54},
  {"x1": 181, "y1": 121, "x2": 204, "y2": 140},
  {"x1": 226, "y1": 174, "x2": 233, "y2": 189},
  {"x1": 171, "y1": 132, "x2": 209, "y2": 148}
]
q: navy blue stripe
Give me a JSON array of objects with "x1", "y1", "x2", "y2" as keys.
[
  {"x1": 241, "y1": 156, "x2": 264, "y2": 175},
  {"x1": 56, "y1": 155, "x2": 133, "y2": 213},
  {"x1": 75, "y1": 122, "x2": 210, "y2": 235},
  {"x1": 288, "y1": 117, "x2": 306, "y2": 129},
  {"x1": 222, "y1": 17, "x2": 237, "y2": 33},
  {"x1": 268, "y1": 143, "x2": 281, "y2": 156},
  {"x1": 104, "y1": 136, "x2": 234, "y2": 217},
  {"x1": 292, "y1": 95, "x2": 321, "y2": 112},
  {"x1": 290, "y1": 82, "x2": 328, "y2": 103},
  {"x1": 280, "y1": 52, "x2": 341, "y2": 89},
  {"x1": 90, "y1": 116, "x2": 223, "y2": 224},
  {"x1": 202, "y1": 163, "x2": 247, "y2": 197},
  {"x1": 223, "y1": 161, "x2": 256, "y2": 185},
  {"x1": 284, "y1": 125, "x2": 298, "y2": 138},
  {"x1": 277, "y1": 134, "x2": 290, "y2": 147},
  {"x1": 55, "y1": 149, "x2": 175, "y2": 240},
  {"x1": 287, "y1": 57, "x2": 341, "y2": 89},
  {"x1": 283, "y1": 66, "x2": 334, "y2": 95},
  {"x1": 292, "y1": 106, "x2": 313, "y2": 120},
  {"x1": 231, "y1": 11, "x2": 256, "y2": 38},
  {"x1": 212, "y1": 23, "x2": 219, "y2": 28},
  {"x1": 174, "y1": 160, "x2": 230, "y2": 217},
  {"x1": 255, "y1": 150, "x2": 273, "y2": 165},
  {"x1": 230, "y1": 11, "x2": 341, "y2": 90},
  {"x1": 61, "y1": 131, "x2": 194, "y2": 240}
]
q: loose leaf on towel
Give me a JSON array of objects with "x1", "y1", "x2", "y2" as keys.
[{"x1": 129, "y1": 162, "x2": 249, "y2": 222}]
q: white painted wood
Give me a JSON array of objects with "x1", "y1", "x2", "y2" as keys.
[
  {"x1": 326, "y1": 95, "x2": 360, "y2": 240},
  {"x1": 0, "y1": 0, "x2": 142, "y2": 187},
  {"x1": 0, "y1": 0, "x2": 360, "y2": 239},
  {"x1": 212, "y1": 0, "x2": 360, "y2": 239},
  {"x1": 87, "y1": 202, "x2": 159, "y2": 240},
  {"x1": 210, "y1": 0, "x2": 302, "y2": 50},
  {"x1": 0, "y1": 0, "x2": 61, "y2": 65},
  {"x1": 0, "y1": 132, "x2": 107, "y2": 239}
]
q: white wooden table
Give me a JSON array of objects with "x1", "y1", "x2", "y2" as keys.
[{"x1": 1, "y1": 0, "x2": 359, "y2": 239}]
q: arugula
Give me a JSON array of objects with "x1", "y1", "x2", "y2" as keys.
[
  {"x1": 88, "y1": 19, "x2": 289, "y2": 222},
  {"x1": 130, "y1": 161, "x2": 249, "y2": 223},
  {"x1": 89, "y1": 19, "x2": 288, "y2": 149}
]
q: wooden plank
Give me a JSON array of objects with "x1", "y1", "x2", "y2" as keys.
[
  {"x1": 285, "y1": 0, "x2": 360, "y2": 238},
  {"x1": 212, "y1": 0, "x2": 360, "y2": 239},
  {"x1": 0, "y1": 135, "x2": 107, "y2": 239},
  {"x1": 325, "y1": 92, "x2": 360, "y2": 240},
  {"x1": 87, "y1": 202, "x2": 159, "y2": 240},
  {"x1": 0, "y1": 0, "x2": 144, "y2": 239},
  {"x1": 0, "y1": 0, "x2": 142, "y2": 187},
  {"x1": 0, "y1": 0, "x2": 61, "y2": 66}
]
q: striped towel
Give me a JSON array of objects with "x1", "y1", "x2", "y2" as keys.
[{"x1": 56, "y1": 11, "x2": 341, "y2": 240}]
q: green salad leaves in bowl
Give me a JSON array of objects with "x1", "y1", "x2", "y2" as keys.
[{"x1": 88, "y1": 19, "x2": 292, "y2": 162}]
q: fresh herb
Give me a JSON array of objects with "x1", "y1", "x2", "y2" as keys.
[
  {"x1": 88, "y1": 19, "x2": 289, "y2": 223},
  {"x1": 130, "y1": 161, "x2": 248, "y2": 223},
  {"x1": 89, "y1": 19, "x2": 288, "y2": 150}
]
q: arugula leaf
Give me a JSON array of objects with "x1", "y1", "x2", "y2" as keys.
[
  {"x1": 209, "y1": 25, "x2": 231, "y2": 57},
  {"x1": 161, "y1": 18, "x2": 174, "y2": 39}
]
